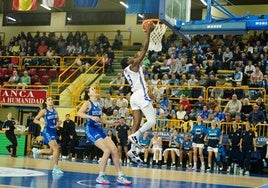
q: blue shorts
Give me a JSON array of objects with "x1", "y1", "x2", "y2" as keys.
[
  {"x1": 85, "y1": 124, "x2": 106, "y2": 144},
  {"x1": 41, "y1": 130, "x2": 57, "y2": 145}
]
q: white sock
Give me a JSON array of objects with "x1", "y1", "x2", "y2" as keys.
[
  {"x1": 118, "y1": 171, "x2": 124, "y2": 177},
  {"x1": 99, "y1": 172, "x2": 105, "y2": 176},
  {"x1": 139, "y1": 104, "x2": 156, "y2": 133}
]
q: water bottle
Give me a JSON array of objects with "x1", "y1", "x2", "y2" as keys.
[{"x1": 233, "y1": 163, "x2": 237, "y2": 175}]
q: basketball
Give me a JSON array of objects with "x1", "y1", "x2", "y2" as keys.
[{"x1": 142, "y1": 20, "x2": 154, "y2": 31}]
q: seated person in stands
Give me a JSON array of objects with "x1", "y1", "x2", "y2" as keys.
[
  {"x1": 209, "y1": 105, "x2": 225, "y2": 123},
  {"x1": 105, "y1": 99, "x2": 120, "y2": 116},
  {"x1": 17, "y1": 70, "x2": 31, "y2": 89},
  {"x1": 139, "y1": 132, "x2": 151, "y2": 164},
  {"x1": 197, "y1": 105, "x2": 211, "y2": 122},
  {"x1": 256, "y1": 97, "x2": 267, "y2": 120},
  {"x1": 189, "y1": 96, "x2": 206, "y2": 120},
  {"x1": 109, "y1": 73, "x2": 125, "y2": 95},
  {"x1": 7, "y1": 70, "x2": 20, "y2": 85},
  {"x1": 248, "y1": 104, "x2": 266, "y2": 125},
  {"x1": 179, "y1": 134, "x2": 193, "y2": 168},
  {"x1": 223, "y1": 94, "x2": 242, "y2": 118},
  {"x1": 231, "y1": 65, "x2": 243, "y2": 87},
  {"x1": 148, "y1": 132, "x2": 163, "y2": 165},
  {"x1": 163, "y1": 129, "x2": 180, "y2": 167},
  {"x1": 240, "y1": 98, "x2": 253, "y2": 121}
]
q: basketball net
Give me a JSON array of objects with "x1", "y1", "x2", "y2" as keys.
[{"x1": 148, "y1": 20, "x2": 167, "y2": 52}]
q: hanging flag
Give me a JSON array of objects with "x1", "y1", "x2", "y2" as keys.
[
  {"x1": 126, "y1": 0, "x2": 159, "y2": 14},
  {"x1": 42, "y1": 0, "x2": 66, "y2": 8},
  {"x1": 126, "y1": 0, "x2": 143, "y2": 14},
  {"x1": 12, "y1": 0, "x2": 37, "y2": 11},
  {"x1": 74, "y1": 0, "x2": 98, "y2": 8}
]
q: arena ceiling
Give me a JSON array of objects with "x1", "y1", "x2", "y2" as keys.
[{"x1": 0, "y1": 0, "x2": 267, "y2": 14}]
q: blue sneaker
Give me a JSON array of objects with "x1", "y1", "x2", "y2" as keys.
[
  {"x1": 96, "y1": 175, "x2": 110, "y2": 185},
  {"x1": 32, "y1": 148, "x2": 39, "y2": 159},
  {"x1": 52, "y1": 166, "x2": 64, "y2": 174},
  {"x1": 117, "y1": 175, "x2": 132, "y2": 185}
]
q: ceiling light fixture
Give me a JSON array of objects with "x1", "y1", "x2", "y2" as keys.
[
  {"x1": 40, "y1": 3, "x2": 51, "y2": 10},
  {"x1": 6, "y1": 16, "x2": 16, "y2": 22},
  {"x1": 200, "y1": 0, "x2": 207, "y2": 6},
  {"x1": 138, "y1": 14, "x2": 144, "y2": 19},
  {"x1": 120, "y1": 1, "x2": 129, "y2": 8}
]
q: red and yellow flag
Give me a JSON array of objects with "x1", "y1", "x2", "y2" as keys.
[{"x1": 12, "y1": 0, "x2": 37, "y2": 11}]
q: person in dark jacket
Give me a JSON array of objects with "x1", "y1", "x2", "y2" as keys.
[
  {"x1": 60, "y1": 114, "x2": 77, "y2": 160},
  {"x1": 3, "y1": 112, "x2": 18, "y2": 157}
]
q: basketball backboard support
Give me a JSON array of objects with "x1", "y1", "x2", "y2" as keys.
[{"x1": 159, "y1": 0, "x2": 191, "y2": 41}]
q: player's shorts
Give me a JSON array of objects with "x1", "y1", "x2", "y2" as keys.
[
  {"x1": 85, "y1": 124, "x2": 106, "y2": 144},
  {"x1": 41, "y1": 131, "x2": 57, "y2": 145},
  {"x1": 207, "y1": 146, "x2": 218, "y2": 153},
  {"x1": 192, "y1": 143, "x2": 204, "y2": 148},
  {"x1": 130, "y1": 89, "x2": 151, "y2": 110}
]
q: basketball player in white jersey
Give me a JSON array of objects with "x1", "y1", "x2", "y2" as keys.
[{"x1": 121, "y1": 22, "x2": 156, "y2": 163}]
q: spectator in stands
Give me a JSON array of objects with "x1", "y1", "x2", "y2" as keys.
[
  {"x1": 180, "y1": 94, "x2": 191, "y2": 114},
  {"x1": 210, "y1": 81, "x2": 224, "y2": 105},
  {"x1": 37, "y1": 40, "x2": 48, "y2": 55},
  {"x1": 139, "y1": 132, "x2": 151, "y2": 164},
  {"x1": 187, "y1": 74, "x2": 198, "y2": 86},
  {"x1": 223, "y1": 94, "x2": 242, "y2": 118},
  {"x1": 214, "y1": 47, "x2": 223, "y2": 69},
  {"x1": 113, "y1": 30, "x2": 123, "y2": 50},
  {"x1": 7, "y1": 70, "x2": 20, "y2": 85},
  {"x1": 241, "y1": 98, "x2": 253, "y2": 121},
  {"x1": 169, "y1": 73, "x2": 180, "y2": 97},
  {"x1": 163, "y1": 129, "x2": 180, "y2": 167},
  {"x1": 118, "y1": 101, "x2": 129, "y2": 118},
  {"x1": 116, "y1": 117, "x2": 131, "y2": 164},
  {"x1": 205, "y1": 120, "x2": 222, "y2": 171},
  {"x1": 248, "y1": 104, "x2": 266, "y2": 125},
  {"x1": 256, "y1": 97, "x2": 267, "y2": 119},
  {"x1": 77, "y1": 87, "x2": 131, "y2": 185},
  {"x1": 103, "y1": 92, "x2": 113, "y2": 114},
  {"x1": 190, "y1": 96, "x2": 205, "y2": 120},
  {"x1": 205, "y1": 60, "x2": 218, "y2": 76},
  {"x1": 152, "y1": 81, "x2": 165, "y2": 103},
  {"x1": 205, "y1": 74, "x2": 217, "y2": 87},
  {"x1": 17, "y1": 70, "x2": 31, "y2": 89},
  {"x1": 209, "y1": 105, "x2": 225, "y2": 123},
  {"x1": 227, "y1": 122, "x2": 242, "y2": 172},
  {"x1": 179, "y1": 134, "x2": 193, "y2": 169},
  {"x1": 160, "y1": 94, "x2": 171, "y2": 112},
  {"x1": 116, "y1": 93, "x2": 128, "y2": 108},
  {"x1": 198, "y1": 105, "x2": 211, "y2": 121},
  {"x1": 231, "y1": 65, "x2": 243, "y2": 87},
  {"x1": 176, "y1": 104, "x2": 187, "y2": 120},
  {"x1": 239, "y1": 121, "x2": 257, "y2": 176},
  {"x1": 61, "y1": 114, "x2": 77, "y2": 161},
  {"x1": 105, "y1": 99, "x2": 120, "y2": 116},
  {"x1": 109, "y1": 73, "x2": 125, "y2": 95},
  {"x1": 148, "y1": 132, "x2": 163, "y2": 165},
  {"x1": 191, "y1": 115, "x2": 207, "y2": 170},
  {"x1": 168, "y1": 54, "x2": 180, "y2": 77},
  {"x1": 66, "y1": 41, "x2": 76, "y2": 56},
  {"x1": 177, "y1": 58, "x2": 189, "y2": 78},
  {"x1": 222, "y1": 47, "x2": 233, "y2": 70},
  {"x1": 249, "y1": 66, "x2": 263, "y2": 86}
]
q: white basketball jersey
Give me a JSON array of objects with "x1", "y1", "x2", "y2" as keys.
[{"x1": 124, "y1": 65, "x2": 148, "y2": 94}]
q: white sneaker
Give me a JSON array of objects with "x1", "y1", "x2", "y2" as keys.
[
  {"x1": 52, "y1": 166, "x2": 64, "y2": 174},
  {"x1": 201, "y1": 165, "x2": 205, "y2": 171},
  {"x1": 244, "y1": 171, "x2": 250, "y2": 176},
  {"x1": 71, "y1": 157, "x2": 76, "y2": 161},
  {"x1": 127, "y1": 150, "x2": 142, "y2": 164},
  {"x1": 32, "y1": 148, "x2": 39, "y2": 159},
  {"x1": 128, "y1": 134, "x2": 142, "y2": 149},
  {"x1": 117, "y1": 175, "x2": 132, "y2": 185},
  {"x1": 127, "y1": 159, "x2": 130, "y2": 164},
  {"x1": 96, "y1": 174, "x2": 110, "y2": 185},
  {"x1": 98, "y1": 158, "x2": 102, "y2": 163},
  {"x1": 62, "y1": 156, "x2": 68, "y2": 160}
]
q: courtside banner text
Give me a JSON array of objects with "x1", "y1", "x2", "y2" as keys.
[{"x1": 0, "y1": 89, "x2": 47, "y2": 106}]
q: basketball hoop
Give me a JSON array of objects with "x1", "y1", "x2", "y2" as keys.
[{"x1": 142, "y1": 19, "x2": 167, "y2": 52}]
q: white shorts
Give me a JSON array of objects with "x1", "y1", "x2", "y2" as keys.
[
  {"x1": 163, "y1": 148, "x2": 180, "y2": 157},
  {"x1": 130, "y1": 89, "x2": 151, "y2": 110},
  {"x1": 207, "y1": 146, "x2": 218, "y2": 153},
  {"x1": 192, "y1": 143, "x2": 204, "y2": 148}
]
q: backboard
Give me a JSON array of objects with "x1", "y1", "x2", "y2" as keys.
[{"x1": 159, "y1": 0, "x2": 191, "y2": 41}]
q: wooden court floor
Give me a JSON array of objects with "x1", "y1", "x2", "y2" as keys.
[{"x1": 0, "y1": 155, "x2": 268, "y2": 188}]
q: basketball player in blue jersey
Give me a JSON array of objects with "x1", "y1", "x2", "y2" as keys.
[
  {"x1": 77, "y1": 87, "x2": 131, "y2": 185},
  {"x1": 32, "y1": 97, "x2": 63, "y2": 174},
  {"x1": 190, "y1": 115, "x2": 207, "y2": 170},
  {"x1": 204, "y1": 120, "x2": 222, "y2": 171},
  {"x1": 121, "y1": 21, "x2": 156, "y2": 163}
]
